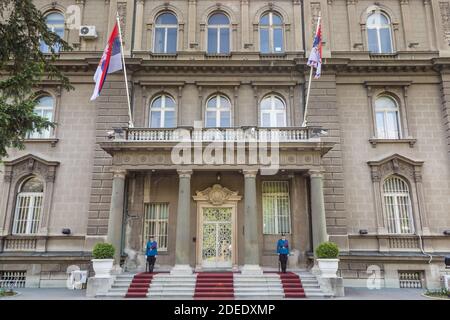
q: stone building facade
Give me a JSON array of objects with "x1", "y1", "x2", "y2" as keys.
[{"x1": 0, "y1": 0, "x2": 449, "y2": 289}]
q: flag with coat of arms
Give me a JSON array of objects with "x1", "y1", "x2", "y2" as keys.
[
  {"x1": 307, "y1": 17, "x2": 322, "y2": 79},
  {"x1": 90, "y1": 22, "x2": 123, "y2": 101}
]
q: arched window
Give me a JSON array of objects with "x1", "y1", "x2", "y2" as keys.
[
  {"x1": 205, "y1": 94, "x2": 231, "y2": 127},
  {"x1": 40, "y1": 12, "x2": 65, "y2": 53},
  {"x1": 28, "y1": 96, "x2": 54, "y2": 139},
  {"x1": 260, "y1": 95, "x2": 286, "y2": 127},
  {"x1": 207, "y1": 13, "x2": 230, "y2": 54},
  {"x1": 367, "y1": 12, "x2": 393, "y2": 53},
  {"x1": 260, "y1": 12, "x2": 284, "y2": 54},
  {"x1": 154, "y1": 12, "x2": 178, "y2": 53},
  {"x1": 13, "y1": 177, "x2": 44, "y2": 235},
  {"x1": 383, "y1": 176, "x2": 414, "y2": 234},
  {"x1": 375, "y1": 96, "x2": 400, "y2": 139},
  {"x1": 149, "y1": 95, "x2": 176, "y2": 128}
]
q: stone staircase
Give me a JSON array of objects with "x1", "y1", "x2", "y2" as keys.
[{"x1": 98, "y1": 269, "x2": 330, "y2": 299}]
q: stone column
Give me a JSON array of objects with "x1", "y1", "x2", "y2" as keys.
[
  {"x1": 171, "y1": 170, "x2": 193, "y2": 274},
  {"x1": 310, "y1": 170, "x2": 329, "y2": 252},
  {"x1": 107, "y1": 169, "x2": 126, "y2": 265},
  {"x1": 242, "y1": 170, "x2": 262, "y2": 274}
]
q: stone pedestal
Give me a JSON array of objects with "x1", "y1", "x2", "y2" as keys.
[
  {"x1": 241, "y1": 264, "x2": 263, "y2": 275},
  {"x1": 288, "y1": 249, "x2": 300, "y2": 269},
  {"x1": 86, "y1": 277, "x2": 114, "y2": 297},
  {"x1": 318, "y1": 276, "x2": 345, "y2": 297},
  {"x1": 170, "y1": 264, "x2": 193, "y2": 275}
]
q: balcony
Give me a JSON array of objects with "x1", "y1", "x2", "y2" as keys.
[
  {"x1": 100, "y1": 126, "x2": 334, "y2": 170},
  {"x1": 109, "y1": 126, "x2": 326, "y2": 143}
]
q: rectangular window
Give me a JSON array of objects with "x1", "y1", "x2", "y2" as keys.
[
  {"x1": 368, "y1": 29, "x2": 379, "y2": 53},
  {"x1": 220, "y1": 28, "x2": 230, "y2": 54},
  {"x1": 207, "y1": 28, "x2": 218, "y2": 54},
  {"x1": 273, "y1": 28, "x2": 284, "y2": 53},
  {"x1": 260, "y1": 28, "x2": 270, "y2": 53},
  {"x1": 379, "y1": 28, "x2": 392, "y2": 53},
  {"x1": 143, "y1": 203, "x2": 169, "y2": 251},
  {"x1": 167, "y1": 27, "x2": 177, "y2": 53},
  {"x1": 262, "y1": 181, "x2": 291, "y2": 234},
  {"x1": 154, "y1": 28, "x2": 166, "y2": 53}
]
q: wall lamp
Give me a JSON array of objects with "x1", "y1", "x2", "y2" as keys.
[
  {"x1": 359, "y1": 229, "x2": 368, "y2": 235},
  {"x1": 443, "y1": 230, "x2": 450, "y2": 236},
  {"x1": 62, "y1": 228, "x2": 71, "y2": 235}
]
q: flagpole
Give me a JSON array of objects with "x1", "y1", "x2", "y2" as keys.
[
  {"x1": 116, "y1": 12, "x2": 134, "y2": 128},
  {"x1": 302, "y1": 13, "x2": 321, "y2": 128},
  {"x1": 302, "y1": 67, "x2": 314, "y2": 127}
]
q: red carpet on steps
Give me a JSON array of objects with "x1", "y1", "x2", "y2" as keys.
[
  {"x1": 125, "y1": 272, "x2": 156, "y2": 298},
  {"x1": 279, "y1": 272, "x2": 306, "y2": 298},
  {"x1": 194, "y1": 272, "x2": 234, "y2": 300}
]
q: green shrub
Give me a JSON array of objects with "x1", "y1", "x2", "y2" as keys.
[
  {"x1": 92, "y1": 243, "x2": 115, "y2": 259},
  {"x1": 315, "y1": 242, "x2": 339, "y2": 259}
]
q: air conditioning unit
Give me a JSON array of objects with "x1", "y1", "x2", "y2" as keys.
[{"x1": 79, "y1": 26, "x2": 97, "y2": 39}]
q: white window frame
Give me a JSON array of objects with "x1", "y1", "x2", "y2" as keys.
[
  {"x1": 149, "y1": 95, "x2": 176, "y2": 128},
  {"x1": 12, "y1": 179, "x2": 44, "y2": 235},
  {"x1": 383, "y1": 176, "x2": 414, "y2": 234},
  {"x1": 260, "y1": 94, "x2": 287, "y2": 127},
  {"x1": 375, "y1": 96, "x2": 401, "y2": 139},
  {"x1": 262, "y1": 181, "x2": 292, "y2": 235},
  {"x1": 28, "y1": 96, "x2": 54, "y2": 139},
  {"x1": 260, "y1": 12, "x2": 284, "y2": 53},
  {"x1": 207, "y1": 13, "x2": 231, "y2": 54},
  {"x1": 153, "y1": 12, "x2": 178, "y2": 54},
  {"x1": 367, "y1": 11, "x2": 394, "y2": 54},
  {"x1": 143, "y1": 203, "x2": 169, "y2": 251},
  {"x1": 205, "y1": 94, "x2": 232, "y2": 128}
]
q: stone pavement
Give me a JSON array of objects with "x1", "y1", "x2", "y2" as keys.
[{"x1": 0, "y1": 287, "x2": 432, "y2": 300}]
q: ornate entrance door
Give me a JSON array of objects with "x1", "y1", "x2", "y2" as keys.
[{"x1": 201, "y1": 207, "x2": 233, "y2": 268}]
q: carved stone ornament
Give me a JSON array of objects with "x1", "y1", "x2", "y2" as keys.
[
  {"x1": 3, "y1": 154, "x2": 60, "y2": 184},
  {"x1": 193, "y1": 184, "x2": 242, "y2": 205},
  {"x1": 367, "y1": 154, "x2": 423, "y2": 182}
]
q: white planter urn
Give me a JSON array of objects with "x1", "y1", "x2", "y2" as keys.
[
  {"x1": 317, "y1": 258, "x2": 339, "y2": 278},
  {"x1": 92, "y1": 259, "x2": 114, "y2": 278}
]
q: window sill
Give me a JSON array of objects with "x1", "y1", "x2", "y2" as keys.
[
  {"x1": 149, "y1": 52, "x2": 178, "y2": 59},
  {"x1": 369, "y1": 138, "x2": 416, "y2": 148},
  {"x1": 205, "y1": 53, "x2": 232, "y2": 59},
  {"x1": 259, "y1": 53, "x2": 287, "y2": 59},
  {"x1": 24, "y1": 138, "x2": 59, "y2": 147},
  {"x1": 369, "y1": 52, "x2": 398, "y2": 60}
]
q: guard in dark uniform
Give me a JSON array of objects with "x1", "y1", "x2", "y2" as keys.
[
  {"x1": 277, "y1": 234, "x2": 290, "y2": 273},
  {"x1": 145, "y1": 236, "x2": 158, "y2": 273}
]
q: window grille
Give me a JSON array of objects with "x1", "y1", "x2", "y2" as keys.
[
  {"x1": 262, "y1": 181, "x2": 291, "y2": 234},
  {"x1": 383, "y1": 176, "x2": 414, "y2": 234},
  {"x1": 13, "y1": 177, "x2": 44, "y2": 235},
  {"x1": 143, "y1": 203, "x2": 169, "y2": 251}
]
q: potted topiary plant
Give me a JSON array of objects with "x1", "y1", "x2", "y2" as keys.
[
  {"x1": 91, "y1": 243, "x2": 115, "y2": 278},
  {"x1": 315, "y1": 241, "x2": 340, "y2": 278}
]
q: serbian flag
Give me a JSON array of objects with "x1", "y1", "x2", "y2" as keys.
[
  {"x1": 307, "y1": 18, "x2": 322, "y2": 79},
  {"x1": 90, "y1": 22, "x2": 123, "y2": 101}
]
